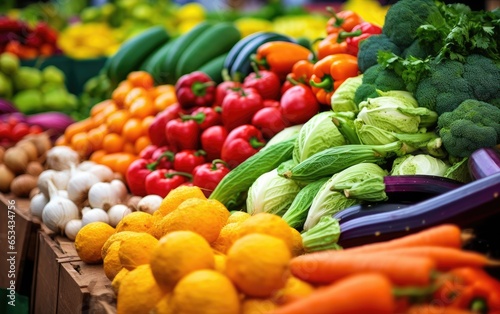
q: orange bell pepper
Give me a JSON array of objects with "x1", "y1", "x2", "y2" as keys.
[
  {"x1": 309, "y1": 53, "x2": 359, "y2": 105},
  {"x1": 325, "y1": 7, "x2": 364, "y2": 34},
  {"x1": 252, "y1": 41, "x2": 312, "y2": 80}
]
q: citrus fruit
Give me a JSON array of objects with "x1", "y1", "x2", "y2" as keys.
[
  {"x1": 101, "y1": 230, "x2": 137, "y2": 259},
  {"x1": 118, "y1": 232, "x2": 159, "y2": 270},
  {"x1": 115, "y1": 211, "x2": 154, "y2": 234},
  {"x1": 111, "y1": 267, "x2": 129, "y2": 295},
  {"x1": 225, "y1": 233, "x2": 291, "y2": 298},
  {"x1": 241, "y1": 298, "x2": 277, "y2": 314},
  {"x1": 74, "y1": 221, "x2": 115, "y2": 264},
  {"x1": 211, "y1": 222, "x2": 241, "y2": 254},
  {"x1": 238, "y1": 213, "x2": 294, "y2": 253},
  {"x1": 103, "y1": 241, "x2": 123, "y2": 280},
  {"x1": 150, "y1": 230, "x2": 215, "y2": 290},
  {"x1": 226, "y1": 211, "x2": 251, "y2": 224},
  {"x1": 157, "y1": 198, "x2": 229, "y2": 242},
  {"x1": 289, "y1": 227, "x2": 304, "y2": 257},
  {"x1": 273, "y1": 275, "x2": 314, "y2": 305},
  {"x1": 156, "y1": 185, "x2": 206, "y2": 217},
  {"x1": 116, "y1": 264, "x2": 166, "y2": 314},
  {"x1": 170, "y1": 269, "x2": 240, "y2": 314}
]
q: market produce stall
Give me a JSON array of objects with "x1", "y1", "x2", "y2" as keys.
[{"x1": 1, "y1": 0, "x2": 500, "y2": 313}]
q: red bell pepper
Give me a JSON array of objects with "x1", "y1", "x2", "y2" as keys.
[
  {"x1": 192, "y1": 160, "x2": 231, "y2": 197},
  {"x1": 345, "y1": 22, "x2": 383, "y2": 56},
  {"x1": 251, "y1": 107, "x2": 289, "y2": 140},
  {"x1": 165, "y1": 116, "x2": 201, "y2": 152},
  {"x1": 173, "y1": 149, "x2": 207, "y2": 174},
  {"x1": 221, "y1": 87, "x2": 264, "y2": 131},
  {"x1": 280, "y1": 84, "x2": 320, "y2": 125},
  {"x1": 325, "y1": 8, "x2": 364, "y2": 34},
  {"x1": 242, "y1": 64, "x2": 281, "y2": 101},
  {"x1": 281, "y1": 59, "x2": 315, "y2": 95},
  {"x1": 126, "y1": 158, "x2": 154, "y2": 197},
  {"x1": 175, "y1": 71, "x2": 216, "y2": 110},
  {"x1": 150, "y1": 146, "x2": 175, "y2": 169},
  {"x1": 188, "y1": 106, "x2": 222, "y2": 131},
  {"x1": 148, "y1": 103, "x2": 182, "y2": 146},
  {"x1": 200, "y1": 125, "x2": 228, "y2": 162},
  {"x1": 221, "y1": 124, "x2": 266, "y2": 169},
  {"x1": 144, "y1": 169, "x2": 193, "y2": 197},
  {"x1": 214, "y1": 80, "x2": 241, "y2": 107},
  {"x1": 309, "y1": 53, "x2": 359, "y2": 105},
  {"x1": 138, "y1": 144, "x2": 159, "y2": 159}
]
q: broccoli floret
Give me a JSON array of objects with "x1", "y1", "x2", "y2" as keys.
[
  {"x1": 353, "y1": 64, "x2": 407, "y2": 104},
  {"x1": 357, "y1": 34, "x2": 401, "y2": 73},
  {"x1": 438, "y1": 99, "x2": 500, "y2": 157},
  {"x1": 415, "y1": 54, "x2": 500, "y2": 115},
  {"x1": 402, "y1": 39, "x2": 434, "y2": 59},
  {"x1": 463, "y1": 54, "x2": 500, "y2": 102},
  {"x1": 382, "y1": 0, "x2": 443, "y2": 49}
]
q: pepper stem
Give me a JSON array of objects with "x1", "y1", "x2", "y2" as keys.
[
  {"x1": 250, "y1": 53, "x2": 268, "y2": 70},
  {"x1": 164, "y1": 171, "x2": 193, "y2": 180},
  {"x1": 326, "y1": 6, "x2": 344, "y2": 27},
  {"x1": 147, "y1": 151, "x2": 174, "y2": 171},
  {"x1": 287, "y1": 75, "x2": 303, "y2": 86},
  {"x1": 309, "y1": 76, "x2": 334, "y2": 91},
  {"x1": 249, "y1": 137, "x2": 266, "y2": 149},
  {"x1": 337, "y1": 30, "x2": 362, "y2": 42},
  {"x1": 180, "y1": 112, "x2": 206, "y2": 124},
  {"x1": 211, "y1": 159, "x2": 229, "y2": 170},
  {"x1": 191, "y1": 81, "x2": 215, "y2": 97},
  {"x1": 250, "y1": 61, "x2": 262, "y2": 78}
]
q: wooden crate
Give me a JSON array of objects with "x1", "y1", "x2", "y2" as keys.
[{"x1": 0, "y1": 194, "x2": 40, "y2": 298}]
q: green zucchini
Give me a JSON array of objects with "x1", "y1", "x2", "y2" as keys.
[
  {"x1": 197, "y1": 52, "x2": 229, "y2": 84},
  {"x1": 209, "y1": 135, "x2": 297, "y2": 211}
]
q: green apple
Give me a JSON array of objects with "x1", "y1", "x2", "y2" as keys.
[
  {"x1": 42, "y1": 65, "x2": 65, "y2": 85},
  {"x1": 0, "y1": 52, "x2": 20, "y2": 76},
  {"x1": 42, "y1": 88, "x2": 70, "y2": 111},
  {"x1": 12, "y1": 89, "x2": 43, "y2": 114},
  {"x1": 13, "y1": 67, "x2": 43, "y2": 91},
  {"x1": 0, "y1": 72, "x2": 13, "y2": 99},
  {"x1": 80, "y1": 6, "x2": 102, "y2": 22}
]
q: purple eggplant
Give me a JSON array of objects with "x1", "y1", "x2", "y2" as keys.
[
  {"x1": 337, "y1": 172, "x2": 500, "y2": 248},
  {"x1": 26, "y1": 111, "x2": 75, "y2": 136},
  {"x1": 469, "y1": 147, "x2": 500, "y2": 180},
  {"x1": 0, "y1": 99, "x2": 19, "y2": 114}
]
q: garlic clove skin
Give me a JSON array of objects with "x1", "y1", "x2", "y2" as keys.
[
  {"x1": 110, "y1": 180, "x2": 128, "y2": 200},
  {"x1": 77, "y1": 161, "x2": 97, "y2": 171},
  {"x1": 46, "y1": 146, "x2": 80, "y2": 171},
  {"x1": 67, "y1": 172, "x2": 101, "y2": 206},
  {"x1": 137, "y1": 195, "x2": 163, "y2": 214},
  {"x1": 108, "y1": 204, "x2": 132, "y2": 227},
  {"x1": 64, "y1": 219, "x2": 82, "y2": 241},
  {"x1": 37, "y1": 169, "x2": 70, "y2": 198},
  {"x1": 81, "y1": 208, "x2": 110, "y2": 227},
  {"x1": 42, "y1": 180, "x2": 80, "y2": 234},
  {"x1": 87, "y1": 164, "x2": 115, "y2": 182},
  {"x1": 30, "y1": 193, "x2": 48, "y2": 219},
  {"x1": 88, "y1": 182, "x2": 122, "y2": 211}
]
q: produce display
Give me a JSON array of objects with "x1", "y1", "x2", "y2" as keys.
[{"x1": 1, "y1": 0, "x2": 500, "y2": 313}]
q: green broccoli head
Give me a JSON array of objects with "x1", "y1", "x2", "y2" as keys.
[
  {"x1": 438, "y1": 99, "x2": 500, "y2": 157},
  {"x1": 357, "y1": 34, "x2": 402, "y2": 73},
  {"x1": 353, "y1": 64, "x2": 407, "y2": 104},
  {"x1": 463, "y1": 54, "x2": 500, "y2": 102},
  {"x1": 402, "y1": 39, "x2": 434, "y2": 59},
  {"x1": 382, "y1": 0, "x2": 443, "y2": 49}
]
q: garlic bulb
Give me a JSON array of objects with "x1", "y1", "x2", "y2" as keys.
[
  {"x1": 67, "y1": 171, "x2": 101, "y2": 206},
  {"x1": 81, "y1": 208, "x2": 110, "y2": 227},
  {"x1": 88, "y1": 182, "x2": 125, "y2": 210},
  {"x1": 77, "y1": 161, "x2": 97, "y2": 171},
  {"x1": 64, "y1": 219, "x2": 82, "y2": 241},
  {"x1": 87, "y1": 164, "x2": 114, "y2": 182},
  {"x1": 110, "y1": 180, "x2": 128, "y2": 199},
  {"x1": 108, "y1": 204, "x2": 132, "y2": 227},
  {"x1": 42, "y1": 180, "x2": 80, "y2": 233},
  {"x1": 30, "y1": 193, "x2": 48, "y2": 219},
  {"x1": 126, "y1": 196, "x2": 142, "y2": 211},
  {"x1": 37, "y1": 169, "x2": 70, "y2": 198},
  {"x1": 137, "y1": 195, "x2": 163, "y2": 214},
  {"x1": 46, "y1": 146, "x2": 80, "y2": 171}
]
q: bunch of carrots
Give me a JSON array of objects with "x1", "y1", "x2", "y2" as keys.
[
  {"x1": 56, "y1": 71, "x2": 177, "y2": 177},
  {"x1": 271, "y1": 224, "x2": 500, "y2": 314}
]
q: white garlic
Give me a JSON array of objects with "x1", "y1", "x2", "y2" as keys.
[
  {"x1": 42, "y1": 180, "x2": 80, "y2": 233},
  {"x1": 77, "y1": 161, "x2": 97, "y2": 171},
  {"x1": 137, "y1": 195, "x2": 163, "y2": 214},
  {"x1": 37, "y1": 169, "x2": 70, "y2": 198},
  {"x1": 46, "y1": 146, "x2": 80, "y2": 171},
  {"x1": 30, "y1": 193, "x2": 48, "y2": 219},
  {"x1": 67, "y1": 171, "x2": 101, "y2": 206},
  {"x1": 88, "y1": 182, "x2": 125, "y2": 211},
  {"x1": 110, "y1": 180, "x2": 128, "y2": 200},
  {"x1": 87, "y1": 164, "x2": 115, "y2": 182},
  {"x1": 81, "y1": 208, "x2": 110, "y2": 227},
  {"x1": 107, "y1": 204, "x2": 132, "y2": 227},
  {"x1": 64, "y1": 219, "x2": 82, "y2": 241}
]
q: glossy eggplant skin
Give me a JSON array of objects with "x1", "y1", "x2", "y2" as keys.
[
  {"x1": 338, "y1": 172, "x2": 500, "y2": 248},
  {"x1": 469, "y1": 147, "x2": 500, "y2": 180}
]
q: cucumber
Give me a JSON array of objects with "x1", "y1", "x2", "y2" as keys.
[
  {"x1": 107, "y1": 26, "x2": 170, "y2": 85},
  {"x1": 139, "y1": 37, "x2": 179, "y2": 84},
  {"x1": 160, "y1": 21, "x2": 214, "y2": 84},
  {"x1": 209, "y1": 135, "x2": 297, "y2": 211},
  {"x1": 229, "y1": 32, "x2": 293, "y2": 82},
  {"x1": 223, "y1": 31, "x2": 271, "y2": 76},
  {"x1": 175, "y1": 22, "x2": 241, "y2": 79},
  {"x1": 197, "y1": 52, "x2": 229, "y2": 84}
]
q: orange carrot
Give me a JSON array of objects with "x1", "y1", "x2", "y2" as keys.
[
  {"x1": 366, "y1": 246, "x2": 500, "y2": 271},
  {"x1": 271, "y1": 273, "x2": 395, "y2": 314},
  {"x1": 344, "y1": 224, "x2": 463, "y2": 254},
  {"x1": 405, "y1": 304, "x2": 475, "y2": 314},
  {"x1": 290, "y1": 252, "x2": 436, "y2": 286}
]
